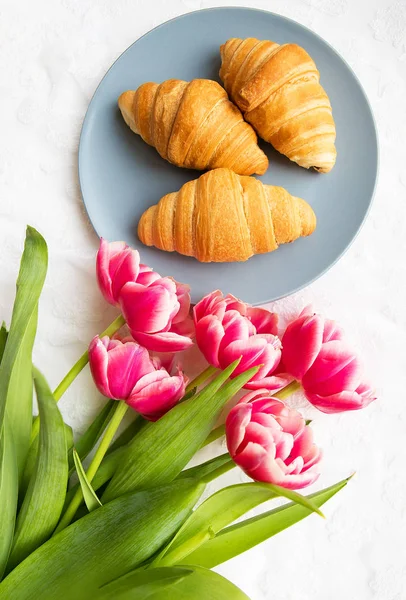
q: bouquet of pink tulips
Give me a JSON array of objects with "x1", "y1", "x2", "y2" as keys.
[{"x1": 0, "y1": 227, "x2": 375, "y2": 599}]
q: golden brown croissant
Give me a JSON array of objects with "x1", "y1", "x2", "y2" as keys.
[
  {"x1": 219, "y1": 38, "x2": 337, "y2": 173},
  {"x1": 138, "y1": 168, "x2": 316, "y2": 263},
  {"x1": 118, "y1": 79, "x2": 268, "y2": 176}
]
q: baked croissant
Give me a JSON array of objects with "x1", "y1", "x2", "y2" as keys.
[
  {"x1": 138, "y1": 168, "x2": 316, "y2": 263},
  {"x1": 219, "y1": 38, "x2": 337, "y2": 173},
  {"x1": 118, "y1": 79, "x2": 268, "y2": 176}
]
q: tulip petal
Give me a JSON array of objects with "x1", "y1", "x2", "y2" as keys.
[
  {"x1": 127, "y1": 371, "x2": 185, "y2": 420},
  {"x1": 120, "y1": 282, "x2": 178, "y2": 334},
  {"x1": 88, "y1": 336, "x2": 111, "y2": 397},
  {"x1": 219, "y1": 311, "x2": 251, "y2": 354},
  {"x1": 282, "y1": 314, "x2": 324, "y2": 379},
  {"x1": 302, "y1": 341, "x2": 362, "y2": 396},
  {"x1": 244, "y1": 421, "x2": 276, "y2": 451},
  {"x1": 172, "y1": 281, "x2": 191, "y2": 324},
  {"x1": 238, "y1": 390, "x2": 270, "y2": 405},
  {"x1": 220, "y1": 336, "x2": 268, "y2": 375},
  {"x1": 226, "y1": 403, "x2": 252, "y2": 456},
  {"x1": 323, "y1": 319, "x2": 344, "y2": 343},
  {"x1": 245, "y1": 373, "x2": 292, "y2": 392},
  {"x1": 195, "y1": 316, "x2": 224, "y2": 366},
  {"x1": 305, "y1": 389, "x2": 376, "y2": 413},
  {"x1": 131, "y1": 330, "x2": 194, "y2": 353},
  {"x1": 110, "y1": 249, "x2": 140, "y2": 303},
  {"x1": 246, "y1": 307, "x2": 278, "y2": 335},
  {"x1": 224, "y1": 294, "x2": 248, "y2": 315},
  {"x1": 136, "y1": 270, "x2": 161, "y2": 287},
  {"x1": 194, "y1": 290, "x2": 225, "y2": 322},
  {"x1": 235, "y1": 441, "x2": 270, "y2": 472},
  {"x1": 106, "y1": 343, "x2": 154, "y2": 399}
]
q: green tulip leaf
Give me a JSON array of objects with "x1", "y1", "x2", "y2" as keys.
[
  {"x1": 176, "y1": 453, "x2": 232, "y2": 481},
  {"x1": 103, "y1": 361, "x2": 259, "y2": 502},
  {"x1": 21, "y1": 422, "x2": 72, "y2": 499},
  {"x1": 0, "y1": 324, "x2": 8, "y2": 363},
  {"x1": 6, "y1": 369, "x2": 69, "y2": 572},
  {"x1": 0, "y1": 418, "x2": 18, "y2": 580},
  {"x1": 0, "y1": 227, "x2": 47, "y2": 480},
  {"x1": 96, "y1": 567, "x2": 193, "y2": 599},
  {"x1": 185, "y1": 476, "x2": 351, "y2": 568},
  {"x1": 0, "y1": 479, "x2": 205, "y2": 600},
  {"x1": 107, "y1": 414, "x2": 146, "y2": 456},
  {"x1": 155, "y1": 479, "x2": 322, "y2": 567},
  {"x1": 69, "y1": 400, "x2": 115, "y2": 475},
  {"x1": 146, "y1": 565, "x2": 249, "y2": 600},
  {"x1": 73, "y1": 449, "x2": 102, "y2": 512}
]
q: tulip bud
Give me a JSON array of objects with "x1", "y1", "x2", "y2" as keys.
[
  {"x1": 226, "y1": 390, "x2": 321, "y2": 490},
  {"x1": 96, "y1": 238, "x2": 155, "y2": 306},
  {"x1": 194, "y1": 291, "x2": 289, "y2": 392},
  {"x1": 88, "y1": 336, "x2": 186, "y2": 420}
]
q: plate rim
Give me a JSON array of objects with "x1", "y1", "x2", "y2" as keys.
[{"x1": 78, "y1": 6, "x2": 379, "y2": 306}]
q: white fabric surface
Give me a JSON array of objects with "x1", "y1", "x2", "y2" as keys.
[{"x1": 0, "y1": 0, "x2": 405, "y2": 598}]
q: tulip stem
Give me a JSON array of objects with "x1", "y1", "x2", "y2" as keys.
[
  {"x1": 201, "y1": 457, "x2": 235, "y2": 483},
  {"x1": 54, "y1": 400, "x2": 129, "y2": 534},
  {"x1": 274, "y1": 380, "x2": 301, "y2": 400},
  {"x1": 185, "y1": 365, "x2": 217, "y2": 394},
  {"x1": 202, "y1": 424, "x2": 226, "y2": 447},
  {"x1": 31, "y1": 313, "x2": 126, "y2": 443},
  {"x1": 53, "y1": 313, "x2": 126, "y2": 401}
]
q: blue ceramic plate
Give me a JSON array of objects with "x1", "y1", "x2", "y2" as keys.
[{"x1": 79, "y1": 7, "x2": 378, "y2": 305}]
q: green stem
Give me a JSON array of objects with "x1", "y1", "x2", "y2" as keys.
[
  {"x1": 54, "y1": 313, "x2": 126, "y2": 401},
  {"x1": 274, "y1": 379, "x2": 301, "y2": 400},
  {"x1": 202, "y1": 424, "x2": 225, "y2": 447},
  {"x1": 31, "y1": 314, "x2": 126, "y2": 442},
  {"x1": 201, "y1": 380, "x2": 301, "y2": 448},
  {"x1": 201, "y1": 457, "x2": 235, "y2": 483},
  {"x1": 54, "y1": 400, "x2": 128, "y2": 534},
  {"x1": 185, "y1": 365, "x2": 217, "y2": 394}
]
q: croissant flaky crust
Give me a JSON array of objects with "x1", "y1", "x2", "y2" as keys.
[
  {"x1": 219, "y1": 38, "x2": 337, "y2": 173},
  {"x1": 118, "y1": 79, "x2": 268, "y2": 175},
  {"x1": 138, "y1": 168, "x2": 316, "y2": 263}
]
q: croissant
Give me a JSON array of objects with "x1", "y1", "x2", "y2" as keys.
[
  {"x1": 118, "y1": 79, "x2": 268, "y2": 176},
  {"x1": 219, "y1": 38, "x2": 337, "y2": 173},
  {"x1": 138, "y1": 168, "x2": 316, "y2": 263}
]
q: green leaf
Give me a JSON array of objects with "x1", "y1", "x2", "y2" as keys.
[
  {"x1": 103, "y1": 361, "x2": 259, "y2": 502},
  {"x1": 107, "y1": 414, "x2": 146, "y2": 456},
  {"x1": 185, "y1": 477, "x2": 351, "y2": 568},
  {"x1": 69, "y1": 400, "x2": 115, "y2": 475},
  {"x1": 62, "y1": 446, "x2": 126, "y2": 512},
  {"x1": 0, "y1": 418, "x2": 18, "y2": 580},
  {"x1": 0, "y1": 227, "x2": 48, "y2": 480},
  {"x1": 176, "y1": 453, "x2": 232, "y2": 481},
  {"x1": 6, "y1": 369, "x2": 69, "y2": 572},
  {"x1": 96, "y1": 567, "x2": 193, "y2": 599},
  {"x1": 155, "y1": 480, "x2": 322, "y2": 567},
  {"x1": 146, "y1": 565, "x2": 250, "y2": 600},
  {"x1": 73, "y1": 449, "x2": 102, "y2": 512},
  {"x1": 0, "y1": 479, "x2": 205, "y2": 600},
  {"x1": 0, "y1": 324, "x2": 8, "y2": 363},
  {"x1": 21, "y1": 422, "x2": 72, "y2": 500}
]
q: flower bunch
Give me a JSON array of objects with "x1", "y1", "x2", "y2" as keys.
[{"x1": 0, "y1": 228, "x2": 376, "y2": 600}]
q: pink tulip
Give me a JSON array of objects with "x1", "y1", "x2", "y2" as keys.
[
  {"x1": 88, "y1": 336, "x2": 186, "y2": 421},
  {"x1": 302, "y1": 342, "x2": 376, "y2": 413},
  {"x1": 281, "y1": 306, "x2": 344, "y2": 380},
  {"x1": 226, "y1": 390, "x2": 321, "y2": 490},
  {"x1": 194, "y1": 291, "x2": 290, "y2": 392},
  {"x1": 282, "y1": 307, "x2": 376, "y2": 413},
  {"x1": 96, "y1": 238, "x2": 158, "y2": 306},
  {"x1": 119, "y1": 277, "x2": 194, "y2": 353}
]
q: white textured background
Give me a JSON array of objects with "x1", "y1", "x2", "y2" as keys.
[{"x1": 0, "y1": 0, "x2": 405, "y2": 598}]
